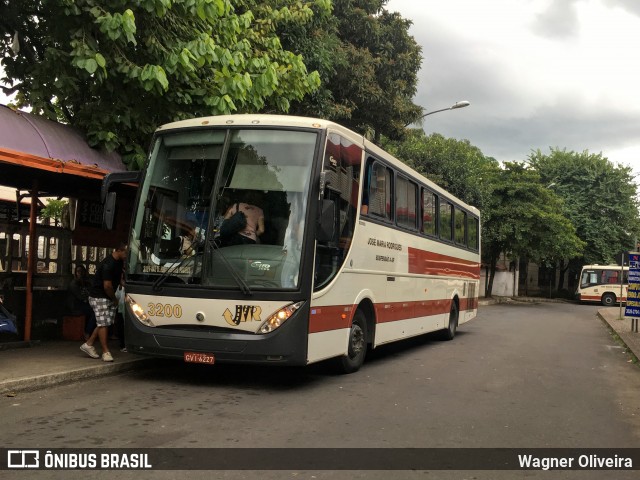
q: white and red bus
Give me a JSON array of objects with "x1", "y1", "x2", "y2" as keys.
[
  {"x1": 576, "y1": 265, "x2": 628, "y2": 306},
  {"x1": 109, "y1": 115, "x2": 480, "y2": 373}
]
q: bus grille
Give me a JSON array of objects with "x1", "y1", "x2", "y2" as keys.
[{"x1": 155, "y1": 324, "x2": 251, "y2": 335}]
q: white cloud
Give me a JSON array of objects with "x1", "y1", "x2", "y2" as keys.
[{"x1": 386, "y1": 0, "x2": 640, "y2": 176}]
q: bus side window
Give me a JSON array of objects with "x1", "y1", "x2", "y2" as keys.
[
  {"x1": 315, "y1": 134, "x2": 362, "y2": 290},
  {"x1": 468, "y1": 216, "x2": 479, "y2": 251},
  {"x1": 440, "y1": 200, "x2": 453, "y2": 241},
  {"x1": 421, "y1": 189, "x2": 437, "y2": 236},
  {"x1": 368, "y1": 161, "x2": 392, "y2": 221},
  {"x1": 396, "y1": 175, "x2": 418, "y2": 230},
  {"x1": 454, "y1": 206, "x2": 466, "y2": 245}
]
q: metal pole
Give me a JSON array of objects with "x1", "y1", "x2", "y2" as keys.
[
  {"x1": 620, "y1": 252, "x2": 624, "y2": 319},
  {"x1": 24, "y1": 180, "x2": 38, "y2": 341}
]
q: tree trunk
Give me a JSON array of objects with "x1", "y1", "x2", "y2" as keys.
[
  {"x1": 557, "y1": 258, "x2": 569, "y2": 291},
  {"x1": 486, "y1": 254, "x2": 498, "y2": 297}
]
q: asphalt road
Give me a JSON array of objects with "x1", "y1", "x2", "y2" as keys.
[{"x1": 3, "y1": 302, "x2": 640, "y2": 480}]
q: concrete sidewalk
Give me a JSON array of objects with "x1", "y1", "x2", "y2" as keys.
[
  {"x1": 1, "y1": 303, "x2": 638, "y2": 395},
  {"x1": 0, "y1": 340, "x2": 153, "y2": 394}
]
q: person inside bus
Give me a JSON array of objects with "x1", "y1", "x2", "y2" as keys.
[
  {"x1": 165, "y1": 210, "x2": 210, "y2": 258},
  {"x1": 220, "y1": 190, "x2": 265, "y2": 246}
]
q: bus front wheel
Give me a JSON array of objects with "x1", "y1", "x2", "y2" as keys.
[
  {"x1": 338, "y1": 310, "x2": 368, "y2": 374},
  {"x1": 601, "y1": 293, "x2": 616, "y2": 306}
]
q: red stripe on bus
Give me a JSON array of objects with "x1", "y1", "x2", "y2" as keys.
[
  {"x1": 309, "y1": 298, "x2": 478, "y2": 333},
  {"x1": 407, "y1": 248, "x2": 481, "y2": 280},
  {"x1": 580, "y1": 295, "x2": 627, "y2": 302},
  {"x1": 375, "y1": 300, "x2": 449, "y2": 323},
  {"x1": 460, "y1": 297, "x2": 479, "y2": 310},
  {"x1": 308, "y1": 305, "x2": 354, "y2": 333}
]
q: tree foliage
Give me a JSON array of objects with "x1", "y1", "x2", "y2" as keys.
[
  {"x1": 39, "y1": 198, "x2": 68, "y2": 225},
  {"x1": 284, "y1": 0, "x2": 423, "y2": 142},
  {"x1": 482, "y1": 162, "x2": 584, "y2": 296},
  {"x1": 528, "y1": 148, "x2": 640, "y2": 265},
  {"x1": 384, "y1": 130, "x2": 499, "y2": 209},
  {"x1": 0, "y1": 0, "x2": 327, "y2": 168}
]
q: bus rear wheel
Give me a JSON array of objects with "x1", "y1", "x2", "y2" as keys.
[
  {"x1": 601, "y1": 293, "x2": 616, "y2": 306},
  {"x1": 338, "y1": 310, "x2": 368, "y2": 374},
  {"x1": 440, "y1": 301, "x2": 459, "y2": 341}
]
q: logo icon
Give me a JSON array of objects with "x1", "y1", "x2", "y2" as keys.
[
  {"x1": 223, "y1": 305, "x2": 263, "y2": 325},
  {"x1": 8, "y1": 450, "x2": 40, "y2": 468}
]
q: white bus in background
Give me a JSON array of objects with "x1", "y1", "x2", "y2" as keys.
[
  {"x1": 105, "y1": 115, "x2": 481, "y2": 373},
  {"x1": 576, "y1": 265, "x2": 628, "y2": 306}
]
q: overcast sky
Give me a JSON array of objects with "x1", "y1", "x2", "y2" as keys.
[
  {"x1": 386, "y1": 0, "x2": 640, "y2": 176},
  {"x1": 2, "y1": 0, "x2": 639, "y2": 176}
]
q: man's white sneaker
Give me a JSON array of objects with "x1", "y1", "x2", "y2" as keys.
[
  {"x1": 102, "y1": 351, "x2": 114, "y2": 362},
  {"x1": 80, "y1": 343, "x2": 99, "y2": 359}
]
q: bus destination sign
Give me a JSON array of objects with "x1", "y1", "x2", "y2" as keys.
[{"x1": 624, "y1": 252, "x2": 640, "y2": 318}]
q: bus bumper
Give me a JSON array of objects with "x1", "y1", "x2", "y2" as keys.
[{"x1": 123, "y1": 309, "x2": 309, "y2": 366}]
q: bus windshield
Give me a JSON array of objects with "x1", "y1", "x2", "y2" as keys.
[{"x1": 127, "y1": 128, "x2": 317, "y2": 290}]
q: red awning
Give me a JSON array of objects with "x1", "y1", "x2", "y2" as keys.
[{"x1": 0, "y1": 105, "x2": 126, "y2": 194}]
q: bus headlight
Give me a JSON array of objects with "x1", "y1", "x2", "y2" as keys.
[
  {"x1": 126, "y1": 295, "x2": 155, "y2": 327},
  {"x1": 259, "y1": 301, "x2": 304, "y2": 334}
]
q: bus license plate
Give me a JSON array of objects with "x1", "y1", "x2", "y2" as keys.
[{"x1": 184, "y1": 352, "x2": 215, "y2": 364}]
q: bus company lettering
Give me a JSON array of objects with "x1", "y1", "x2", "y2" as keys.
[
  {"x1": 376, "y1": 255, "x2": 395, "y2": 263},
  {"x1": 142, "y1": 265, "x2": 191, "y2": 274},
  {"x1": 367, "y1": 238, "x2": 402, "y2": 251},
  {"x1": 223, "y1": 305, "x2": 262, "y2": 326}
]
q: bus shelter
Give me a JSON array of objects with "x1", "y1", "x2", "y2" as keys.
[{"x1": 0, "y1": 105, "x2": 132, "y2": 342}]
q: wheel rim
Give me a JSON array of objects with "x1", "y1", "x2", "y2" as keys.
[{"x1": 348, "y1": 323, "x2": 365, "y2": 359}]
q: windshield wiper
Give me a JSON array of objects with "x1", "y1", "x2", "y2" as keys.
[
  {"x1": 151, "y1": 252, "x2": 193, "y2": 291},
  {"x1": 151, "y1": 237, "x2": 202, "y2": 291},
  {"x1": 207, "y1": 237, "x2": 253, "y2": 296}
]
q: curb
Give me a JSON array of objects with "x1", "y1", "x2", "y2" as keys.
[
  {"x1": 479, "y1": 296, "x2": 573, "y2": 306},
  {"x1": 597, "y1": 311, "x2": 640, "y2": 362},
  {"x1": 1, "y1": 358, "x2": 154, "y2": 394}
]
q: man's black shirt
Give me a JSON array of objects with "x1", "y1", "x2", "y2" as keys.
[{"x1": 89, "y1": 254, "x2": 123, "y2": 298}]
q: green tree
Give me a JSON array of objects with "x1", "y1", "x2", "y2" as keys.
[
  {"x1": 275, "y1": 0, "x2": 343, "y2": 118},
  {"x1": 482, "y1": 162, "x2": 584, "y2": 297},
  {"x1": 285, "y1": 0, "x2": 423, "y2": 142},
  {"x1": 384, "y1": 130, "x2": 499, "y2": 209},
  {"x1": 39, "y1": 198, "x2": 68, "y2": 226},
  {"x1": 0, "y1": 0, "x2": 326, "y2": 168},
  {"x1": 528, "y1": 148, "x2": 640, "y2": 288}
]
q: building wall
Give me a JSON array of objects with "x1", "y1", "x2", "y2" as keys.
[{"x1": 480, "y1": 252, "x2": 519, "y2": 297}]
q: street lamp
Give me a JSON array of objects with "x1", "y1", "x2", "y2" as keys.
[
  {"x1": 405, "y1": 101, "x2": 470, "y2": 127},
  {"x1": 420, "y1": 100, "x2": 470, "y2": 119}
]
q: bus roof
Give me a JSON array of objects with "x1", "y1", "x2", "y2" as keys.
[{"x1": 155, "y1": 114, "x2": 479, "y2": 215}]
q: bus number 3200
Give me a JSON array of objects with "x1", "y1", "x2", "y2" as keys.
[{"x1": 147, "y1": 303, "x2": 183, "y2": 318}]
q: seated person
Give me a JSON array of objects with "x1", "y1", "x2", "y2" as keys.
[
  {"x1": 67, "y1": 265, "x2": 97, "y2": 339},
  {"x1": 221, "y1": 191, "x2": 265, "y2": 246}
]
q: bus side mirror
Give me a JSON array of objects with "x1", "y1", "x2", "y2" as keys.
[
  {"x1": 103, "y1": 192, "x2": 117, "y2": 230},
  {"x1": 101, "y1": 170, "x2": 141, "y2": 230},
  {"x1": 317, "y1": 199, "x2": 336, "y2": 243}
]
